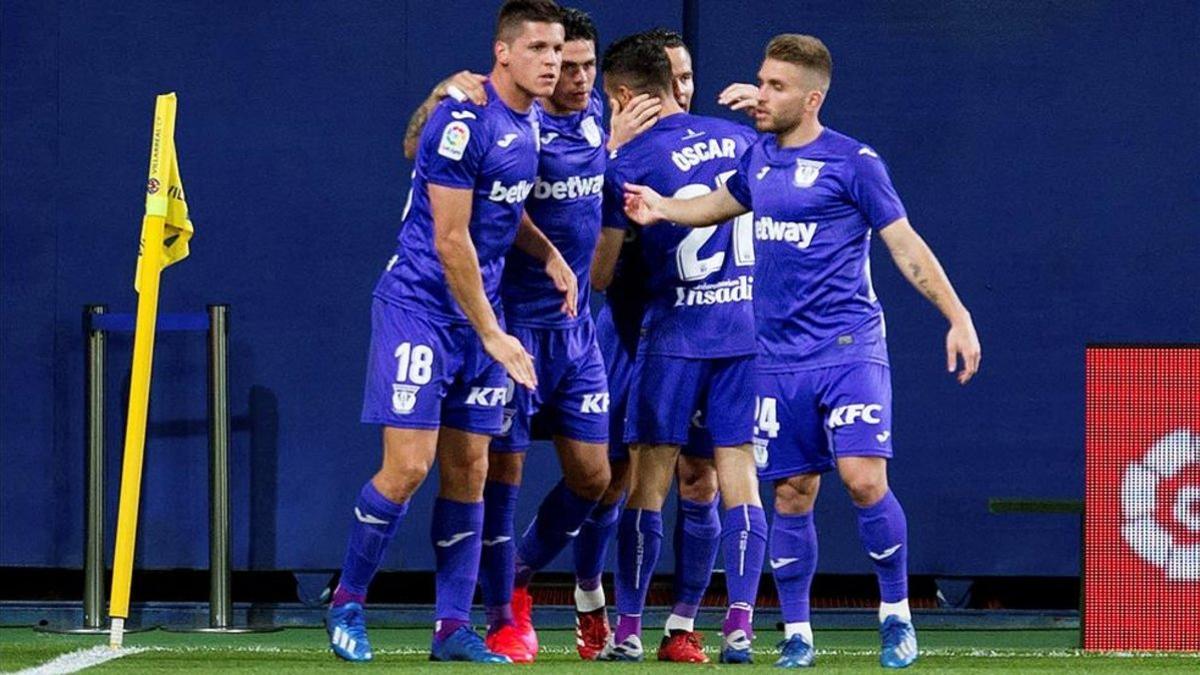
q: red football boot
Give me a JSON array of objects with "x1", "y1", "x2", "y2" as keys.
[
  {"x1": 485, "y1": 623, "x2": 534, "y2": 663},
  {"x1": 658, "y1": 630, "x2": 711, "y2": 663},
  {"x1": 511, "y1": 587, "x2": 539, "y2": 657},
  {"x1": 575, "y1": 607, "x2": 611, "y2": 660}
]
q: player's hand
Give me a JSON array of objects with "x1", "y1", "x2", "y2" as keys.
[
  {"x1": 607, "y1": 94, "x2": 662, "y2": 152},
  {"x1": 946, "y1": 316, "x2": 981, "y2": 385},
  {"x1": 544, "y1": 251, "x2": 578, "y2": 318},
  {"x1": 483, "y1": 330, "x2": 537, "y2": 391},
  {"x1": 717, "y1": 83, "x2": 759, "y2": 116},
  {"x1": 622, "y1": 183, "x2": 667, "y2": 225},
  {"x1": 434, "y1": 71, "x2": 488, "y2": 105}
]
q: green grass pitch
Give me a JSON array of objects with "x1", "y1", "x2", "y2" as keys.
[{"x1": 3, "y1": 626, "x2": 1198, "y2": 673}]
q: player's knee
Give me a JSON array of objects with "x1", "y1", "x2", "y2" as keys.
[
  {"x1": 486, "y1": 452, "x2": 524, "y2": 485},
  {"x1": 842, "y1": 473, "x2": 888, "y2": 507},
  {"x1": 567, "y1": 459, "x2": 611, "y2": 501},
  {"x1": 372, "y1": 461, "x2": 429, "y2": 503},
  {"x1": 677, "y1": 458, "x2": 719, "y2": 503},
  {"x1": 678, "y1": 472, "x2": 718, "y2": 503},
  {"x1": 442, "y1": 451, "x2": 489, "y2": 493},
  {"x1": 774, "y1": 475, "x2": 819, "y2": 515},
  {"x1": 598, "y1": 460, "x2": 630, "y2": 504}
]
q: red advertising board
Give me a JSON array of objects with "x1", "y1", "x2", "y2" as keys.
[{"x1": 1085, "y1": 346, "x2": 1200, "y2": 651}]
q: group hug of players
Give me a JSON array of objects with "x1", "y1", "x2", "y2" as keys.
[{"x1": 325, "y1": 0, "x2": 981, "y2": 668}]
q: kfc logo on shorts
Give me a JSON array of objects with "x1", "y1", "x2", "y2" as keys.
[
  {"x1": 392, "y1": 384, "x2": 420, "y2": 415},
  {"x1": 827, "y1": 403, "x2": 882, "y2": 428},
  {"x1": 465, "y1": 386, "x2": 506, "y2": 407}
]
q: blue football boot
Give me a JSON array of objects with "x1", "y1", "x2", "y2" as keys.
[
  {"x1": 879, "y1": 615, "x2": 918, "y2": 668},
  {"x1": 774, "y1": 634, "x2": 816, "y2": 668},
  {"x1": 430, "y1": 625, "x2": 512, "y2": 664},
  {"x1": 326, "y1": 602, "x2": 373, "y2": 662},
  {"x1": 719, "y1": 629, "x2": 754, "y2": 664}
]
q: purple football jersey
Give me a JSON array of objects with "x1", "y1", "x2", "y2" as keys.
[
  {"x1": 503, "y1": 89, "x2": 607, "y2": 328},
  {"x1": 725, "y1": 128, "x2": 906, "y2": 371},
  {"x1": 375, "y1": 81, "x2": 540, "y2": 322},
  {"x1": 603, "y1": 113, "x2": 757, "y2": 358}
]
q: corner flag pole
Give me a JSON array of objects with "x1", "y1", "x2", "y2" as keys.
[{"x1": 108, "y1": 93, "x2": 178, "y2": 648}]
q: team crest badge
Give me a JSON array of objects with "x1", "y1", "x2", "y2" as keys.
[
  {"x1": 499, "y1": 408, "x2": 516, "y2": 436},
  {"x1": 392, "y1": 384, "x2": 420, "y2": 415},
  {"x1": 793, "y1": 159, "x2": 825, "y2": 188},
  {"x1": 580, "y1": 116, "x2": 602, "y2": 148},
  {"x1": 753, "y1": 438, "x2": 769, "y2": 469}
]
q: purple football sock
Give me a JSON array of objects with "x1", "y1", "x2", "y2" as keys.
[
  {"x1": 723, "y1": 604, "x2": 753, "y2": 638},
  {"x1": 431, "y1": 497, "x2": 484, "y2": 625},
  {"x1": 721, "y1": 504, "x2": 767, "y2": 636},
  {"x1": 479, "y1": 481, "x2": 519, "y2": 631},
  {"x1": 673, "y1": 495, "x2": 720, "y2": 612},
  {"x1": 485, "y1": 604, "x2": 513, "y2": 633},
  {"x1": 614, "y1": 508, "x2": 662, "y2": 636},
  {"x1": 614, "y1": 613, "x2": 642, "y2": 644},
  {"x1": 514, "y1": 480, "x2": 598, "y2": 587},
  {"x1": 770, "y1": 510, "x2": 818, "y2": 623},
  {"x1": 334, "y1": 480, "x2": 408, "y2": 606},
  {"x1": 434, "y1": 618, "x2": 471, "y2": 643},
  {"x1": 855, "y1": 490, "x2": 909, "y2": 602},
  {"x1": 574, "y1": 496, "x2": 622, "y2": 587}
]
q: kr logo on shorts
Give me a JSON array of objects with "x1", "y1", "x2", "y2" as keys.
[
  {"x1": 465, "y1": 386, "x2": 506, "y2": 407},
  {"x1": 827, "y1": 403, "x2": 883, "y2": 428},
  {"x1": 580, "y1": 393, "x2": 609, "y2": 414}
]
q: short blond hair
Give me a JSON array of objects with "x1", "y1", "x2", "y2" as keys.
[{"x1": 765, "y1": 34, "x2": 831, "y2": 90}]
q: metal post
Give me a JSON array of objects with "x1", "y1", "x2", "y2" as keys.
[
  {"x1": 37, "y1": 306, "x2": 151, "y2": 635},
  {"x1": 209, "y1": 304, "x2": 232, "y2": 628},
  {"x1": 84, "y1": 305, "x2": 107, "y2": 629},
  {"x1": 170, "y1": 305, "x2": 277, "y2": 633}
]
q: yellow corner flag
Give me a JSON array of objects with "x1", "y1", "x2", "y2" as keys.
[
  {"x1": 110, "y1": 93, "x2": 194, "y2": 647},
  {"x1": 134, "y1": 94, "x2": 193, "y2": 290}
]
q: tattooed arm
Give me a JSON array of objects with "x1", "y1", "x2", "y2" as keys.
[
  {"x1": 403, "y1": 71, "x2": 488, "y2": 160},
  {"x1": 879, "y1": 218, "x2": 981, "y2": 384}
]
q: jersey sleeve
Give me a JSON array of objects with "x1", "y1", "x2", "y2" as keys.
[
  {"x1": 724, "y1": 139, "x2": 756, "y2": 210},
  {"x1": 419, "y1": 102, "x2": 489, "y2": 189},
  {"x1": 849, "y1": 147, "x2": 906, "y2": 230},
  {"x1": 602, "y1": 157, "x2": 634, "y2": 231}
]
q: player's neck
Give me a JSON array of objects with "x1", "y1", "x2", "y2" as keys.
[
  {"x1": 489, "y1": 67, "x2": 535, "y2": 113},
  {"x1": 657, "y1": 95, "x2": 685, "y2": 119},
  {"x1": 540, "y1": 96, "x2": 572, "y2": 116},
  {"x1": 776, "y1": 117, "x2": 823, "y2": 149}
]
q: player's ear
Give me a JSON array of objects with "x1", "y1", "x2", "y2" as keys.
[
  {"x1": 615, "y1": 85, "x2": 634, "y2": 107},
  {"x1": 806, "y1": 89, "x2": 824, "y2": 112},
  {"x1": 495, "y1": 39, "x2": 510, "y2": 66}
]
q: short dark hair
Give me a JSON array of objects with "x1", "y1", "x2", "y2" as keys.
[
  {"x1": 601, "y1": 32, "x2": 672, "y2": 95},
  {"x1": 765, "y1": 34, "x2": 832, "y2": 90},
  {"x1": 643, "y1": 27, "x2": 685, "y2": 51},
  {"x1": 495, "y1": 0, "x2": 563, "y2": 43},
  {"x1": 561, "y1": 7, "x2": 597, "y2": 44}
]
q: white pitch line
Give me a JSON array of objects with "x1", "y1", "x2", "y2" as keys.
[{"x1": 14, "y1": 646, "x2": 147, "y2": 675}]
